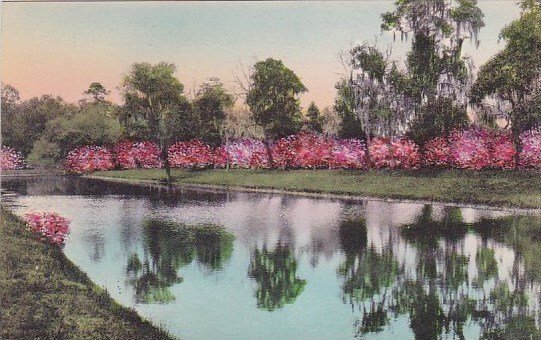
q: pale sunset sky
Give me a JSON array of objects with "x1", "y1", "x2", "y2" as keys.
[{"x1": 1, "y1": 1, "x2": 521, "y2": 108}]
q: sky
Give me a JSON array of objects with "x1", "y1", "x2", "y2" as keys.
[{"x1": 1, "y1": 1, "x2": 522, "y2": 109}]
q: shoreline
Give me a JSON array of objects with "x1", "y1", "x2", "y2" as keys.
[{"x1": 86, "y1": 172, "x2": 541, "y2": 214}]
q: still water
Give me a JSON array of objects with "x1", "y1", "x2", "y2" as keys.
[{"x1": 2, "y1": 176, "x2": 540, "y2": 340}]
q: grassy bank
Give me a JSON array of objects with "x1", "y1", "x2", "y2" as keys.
[
  {"x1": 0, "y1": 208, "x2": 173, "y2": 340},
  {"x1": 92, "y1": 168, "x2": 541, "y2": 209}
]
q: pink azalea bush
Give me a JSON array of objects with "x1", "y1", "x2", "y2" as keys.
[
  {"x1": 1, "y1": 146, "x2": 25, "y2": 170},
  {"x1": 519, "y1": 129, "x2": 541, "y2": 169},
  {"x1": 64, "y1": 146, "x2": 115, "y2": 174},
  {"x1": 368, "y1": 137, "x2": 420, "y2": 169},
  {"x1": 114, "y1": 140, "x2": 162, "y2": 169},
  {"x1": 168, "y1": 140, "x2": 213, "y2": 168},
  {"x1": 24, "y1": 212, "x2": 70, "y2": 245},
  {"x1": 449, "y1": 128, "x2": 492, "y2": 170},
  {"x1": 213, "y1": 139, "x2": 270, "y2": 169},
  {"x1": 329, "y1": 139, "x2": 367, "y2": 169}
]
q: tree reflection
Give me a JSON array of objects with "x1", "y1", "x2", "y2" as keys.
[
  {"x1": 248, "y1": 243, "x2": 307, "y2": 311},
  {"x1": 126, "y1": 219, "x2": 234, "y2": 304},
  {"x1": 338, "y1": 205, "x2": 541, "y2": 339}
]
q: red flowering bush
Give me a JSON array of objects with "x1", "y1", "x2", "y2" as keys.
[
  {"x1": 64, "y1": 146, "x2": 115, "y2": 174},
  {"x1": 519, "y1": 129, "x2": 541, "y2": 169},
  {"x1": 488, "y1": 132, "x2": 516, "y2": 169},
  {"x1": 449, "y1": 128, "x2": 491, "y2": 170},
  {"x1": 423, "y1": 137, "x2": 452, "y2": 167},
  {"x1": 24, "y1": 212, "x2": 70, "y2": 245},
  {"x1": 272, "y1": 133, "x2": 333, "y2": 169},
  {"x1": 1, "y1": 146, "x2": 25, "y2": 170},
  {"x1": 368, "y1": 137, "x2": 420, "y2": 169},
  {"x1": 329, "y1": 139, "x2": 367, "y2": 169},
  {"x1": 168, "y1": 140, "x2": 213, "y2": 168},
  {"x1": 114, "y1": 140, "x2": 162, "y2": 169}
]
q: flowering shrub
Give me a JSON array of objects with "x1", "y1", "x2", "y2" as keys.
[
  {"x1": 449, "y1": 128, "x2": 492, "y2": 170},
  {"x1": 368, "y1": 137, "x2": 420, "y2": 169},
  {"x1": 1, "y1": 146, "x2": 25, "y2": 170},
  {"x1": 114, "y1": 140, "x2": 162, "y2": 169},
  {"x1": 519, "y1": 129, "x2": 541, "y2": 169},
  {"x1": 168, "y1": 140, "x2": 213, "y2": 168},
  {"x1": 24, "y1": 212, "x2": 70, "y2": 245},
  {"x1": 329, "y1": 139, "x2": 367, "y2": 169},
  {"x1": 488, "y1": 132, "x2": 516, "y2": 169},
  {"x1": 213, "y1": 139, "x2": 270, "y2": 169},
  {"x1": 272, "y1": 133, "x2": 333, "y2": 169},
  {"x1": 423, "y1": 137, "x2": 452, "y2": 167},
  {"x1": 64, "y1": 130, "x2": 541, "y2": 173},
  {"x1": 64, "y1": 146, "x2": 115, "y2": 173}
]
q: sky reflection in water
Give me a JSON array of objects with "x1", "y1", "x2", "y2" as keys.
[{"x1": 2, "y1": 176, "x2": 540, "y2": 340}]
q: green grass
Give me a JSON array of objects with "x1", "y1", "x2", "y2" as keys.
[
  {"x1": 0, "y1": 208, "x2": 174, "y2": 340},
  {"x1": 92, "y1": 168, "x2": 541, "y2": 209}
]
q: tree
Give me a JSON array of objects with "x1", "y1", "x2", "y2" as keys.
[
  {"x1": 2, "y1": 95, "x2": 76, "y2": 155},
  {"x1": 334, "y1": 78, "x2": 364, "y2": 139},
  {"x1": 471, "y1": 0, "x2": 541, "y2": 158},
  {"x1": 83, "y1": 82, "x2": 109, "y2": 102},
  {"x1": 305, "y1": 101, "x2": 324, "y2": 133},
  {"x1": 120, "y1": 62, "x2": 190, "y2": 181},
  {"x1": 246, "y1": 58, "x2": 307, "y2": 165},
  {"x1": 381, "y1": 0, "x2": 485, "y2": 143},
  {"x1": 35, "y1": 101, "x2": 122, "y2": 162},
  {"x1": 1, "y1": 83, "x2": 21, "y2": 147},
  {"x1": 193, "y1": 78, "x2": 235, "y2": 147}
]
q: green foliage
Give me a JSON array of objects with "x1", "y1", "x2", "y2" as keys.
[
  {"x1": 471, "y1": 1, "x2": 541, "y2": 135},
  {"x1": 41, "y1": 102, "x2": 122, "y2": 160},
  {"x1": 305, "y1": 101, "x2": 324, "y2": 133},
  {"x1": 246, "y1": 58, "x2": 307, "y2": 140},
  {"x1": 193, "y1": 78, "x2": 235, "y2": 146},
  {"x1": 408, "y1": 97, "x2": 469, "y2": 145},
  {"x1": 334, "y1": 79, "x2": 364, "y2": 139},
  {"x1": 84, "y1": 82, "x2": 109, "y2": 102},
  {"x1": 1, "y1": 94, "x2": 76, "y2": 155},
  {"x1": 120, "y1": 62, "x2": 192, "y2": 143},
  {"x1": 27, "y1": 138, "x2": 61, "y2": 166}
]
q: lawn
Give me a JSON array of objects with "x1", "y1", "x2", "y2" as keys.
[
  {"x1": 0, "y1": 208, "x2": 173, "y2": 340},
  {"x1": 92, "y1": 168, "x2": 541, "y2": 209}
]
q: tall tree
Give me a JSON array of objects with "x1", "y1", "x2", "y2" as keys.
[
  {"x1": 471, "y1": 0, "x2": 541, "y2": 158},
  {"x1": 246, "y1": 58, "x2": 307, "y2": 165},
  {"x1": 306, "y1": 101, "x2": 324, "y2": 133},
  {"x1": 83, "y1": 82, "x2": 109, "y2": 102},
  {"x1": 120, "y1": 62, "x2": 190, "y2": 181},
  {"x1": 1, "y1": 83, "x2": 21, "y2": 147},
  {"x1": 193, "y1": 78, "x2": 235, "y2": 147},
  {"x1": 381, "y1": 0, "x2": 485, "y2": 143},
  {"x1": 334, "y1": 78, "x2": 364, "y2": 139}
]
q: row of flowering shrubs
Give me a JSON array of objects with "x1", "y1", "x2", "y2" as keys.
[
  {"x1": 1, "y1": 146, "x2": 25, "y2": 170},
  {"x1": 62, "y1": 128, "x2": 541, "y2": 173},
  {"x1": 24, "y1": 212, "x2": 70, "y2": 245}
]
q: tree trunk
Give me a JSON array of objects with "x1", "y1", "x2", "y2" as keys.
[
  {"x1": 264, "y1": 138, "x2": 274, "y2": 168},
  {"x1": 161, "y1": 141, "x2": 172, "y2": 182},
  {"x1": 512, "y1": 128, "x2": 521, "y2": 167}
]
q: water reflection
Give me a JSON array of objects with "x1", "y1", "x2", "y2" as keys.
[
  {"x1": 2, "y1": 176, "x2": 540, "y2": 339},
  {"x1": 248, "y1": 243, "x2": 307, "y2": 311},
  {"x1": 126, "y1": 219, "x2": 234, "y2": 304},
  {"x1": 337, "y1": 205, "x2": 541, "y2": 339}
]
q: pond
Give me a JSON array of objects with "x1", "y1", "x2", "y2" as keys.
[{"x1": 2, "y1": 176, "x2": 540, "y2": 339}]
